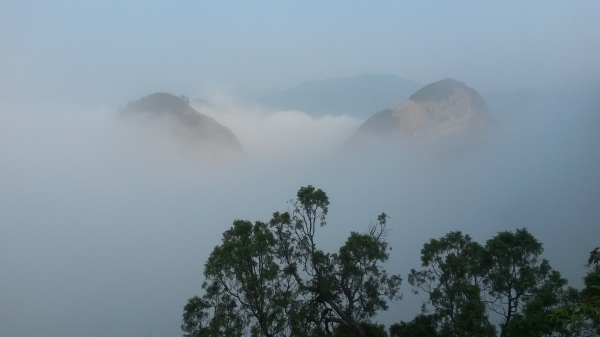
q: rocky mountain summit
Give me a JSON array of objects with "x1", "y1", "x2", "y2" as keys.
[
  {"x1": 120, "y1": 92, "x2": 243, "y2": 153},
  {"x1": 348, "y1": 79, "x2": 497, "y2": 150}
]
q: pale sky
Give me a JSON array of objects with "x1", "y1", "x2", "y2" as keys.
[{"x1": 1, "y1": 1, "x2": 599, "y2": 105}]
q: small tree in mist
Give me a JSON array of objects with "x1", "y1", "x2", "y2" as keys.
[{"x1": 182, "y1": 186, "x2": 401, "y2": 337}]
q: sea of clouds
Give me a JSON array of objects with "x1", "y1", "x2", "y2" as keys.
[{"x1": 1, "y1": 87, "x2": 598, "y2": 336}]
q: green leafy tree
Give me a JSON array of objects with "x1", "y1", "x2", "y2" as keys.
[
  {"x1": 181, "y1": 296, "x2": 211, "y2": 336},
  {"x1": 581, "y1": 266, "x2": 600, "y2": 326},
  {"x1": 408, "y1": 231, "x2": 495, "y2": 336},
  {"x1": 402, "y1": 228, "x2": 570, "y2": 336},
  {"x1": 502, "y1": 270, "x2": 571, "y2": 336},
  {"x1": 270, "y1": 186, "x2": 401, "y2": 336},
  {"x1": 181, "y1": 288, "x2": 245, "y2": 337},
  {"x1": 549, "y1": 265, "x2": 600, "y2": 336},
  {"x1": 483, "y1": 228, "x2": 565, "y2": 336},
  {"x1": 202, "y1": 219, "x2": 295, "y2": 336},
  {"x1": 182, "y1": 220, "x2": 291, "y2": 336},
  {"x1": 183, "y1": 186, "x2": 401, "y2": 337},
  {"x1": 389, "y1": 314, "x2": 439, "y2": 337},
  {"x1": 333, "y1": 322, "x2": 389, "y2": 337}
]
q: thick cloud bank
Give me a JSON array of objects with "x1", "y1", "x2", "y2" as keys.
[
  {"x1": 0, "y1": 86, "x2": 599, "y2": 336},
  {"x1": 191, "y1": 97, "x2": 362, "y2": 162}
]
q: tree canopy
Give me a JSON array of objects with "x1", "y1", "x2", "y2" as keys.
[
  {"x1": 182, "y1": 186, "x2": 595, "y2": 336},
  {"x1": 402, "y1": 228, "x2": 582, "y2": 337},
  {"x1": 183, "y1": 186, "x2": 401, "y2": 337},
  {"x1": 408, "y1": 231, "x2": 495, "y2": 336}
]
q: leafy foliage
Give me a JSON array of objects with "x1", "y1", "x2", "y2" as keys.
[
  {"x1": 408, "y1": 231, "x2": 495, "y2": 336},
  {"x1": 183, "y1": 186, "x2": 401, "y2": 337},
  {"x1": 407, "y1": 228, "x2": 569, "y2": 336},
  {"x1": 389, "y1": 314, "x2": 439, "y2": 337},
  {"x1": 182, "y1": 188, "x2": 589, "y2": 337},
  {"x1": 181, "y1": 290, "x2": 245, "y2": 337},
  {"x1": 548, "y1": 266, "x2": 600, "y2": 336},
  {"x1": 333, "y1": 322, "x2": 389, "y2": 337},
  {"x1": 270, "y1": 186, "x2": 402, "y2": 336},
  {"x1": 483, "y1": 228, "x2": 565, "y2": 336}
]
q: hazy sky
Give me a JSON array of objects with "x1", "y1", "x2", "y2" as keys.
[
  {"x1": 1, "y1": 2, "x2": 600, "y2": 337},
  {"x1": 2, "y1": 1, "x2": 599, "y2": 105}
]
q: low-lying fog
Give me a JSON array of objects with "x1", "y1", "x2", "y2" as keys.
[{"x1": 1, "y1": 84, "x2": 598, "y2": 336}]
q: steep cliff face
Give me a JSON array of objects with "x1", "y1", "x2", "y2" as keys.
[
  {"x1": 120, "y1": 92, "x2": 244, "y2": 154},
  {"x1": 349, "y1": 79, "x2": 496, "y2": 149}
]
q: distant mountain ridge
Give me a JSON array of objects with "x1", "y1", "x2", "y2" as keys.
[{"x1": 257, "y1": 74, "x2": 421, "y2": 118}]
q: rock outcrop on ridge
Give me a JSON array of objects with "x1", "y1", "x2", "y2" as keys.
[
  {"x1": 120, "y1": 92, "x2": 243, "y2": 154},
  {"x1": 348, "y1": 79, "x2": 497, "y2": 150}
]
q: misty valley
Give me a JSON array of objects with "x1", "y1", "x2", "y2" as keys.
[
  {"x1": 1, "y1": 74, "x2": 599, "y2": 337},
  {"x1": 3, "y1": 2, "x2": 600, "y2": 336}
]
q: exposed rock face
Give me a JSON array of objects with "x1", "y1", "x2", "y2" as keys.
[
  {"x1": 120, "y1": 92, "x2": 243, "y2": 153},
  {"x1": 349, "y1": 79, "x2": 496, "y2": 149}
]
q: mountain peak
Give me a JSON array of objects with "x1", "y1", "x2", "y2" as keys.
[
  {"x1": 120, "y1": 92, "x2": 244, "y2": 154},
  {"x1": 409, "y1": 79, "x2": 489, "y2": 113},
  {"x1": 348, "y1": 79, "x2": 497, "y2": 150},
  {"x1": 122, "y1": 92, "x2": 191, "y2": 115}
]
